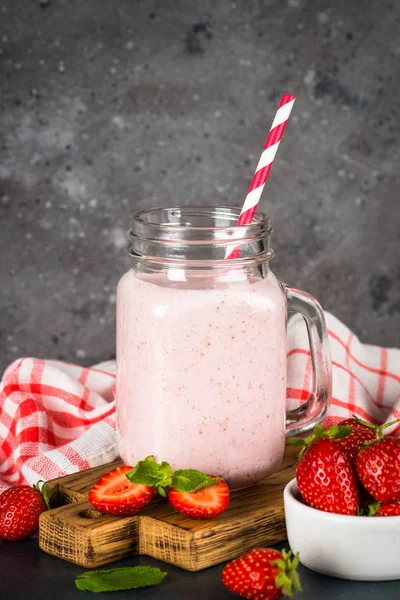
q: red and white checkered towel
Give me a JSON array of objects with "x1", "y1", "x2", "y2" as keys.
[{"x1": 0, "y1": 312, "x2": 399, "y2": 491}]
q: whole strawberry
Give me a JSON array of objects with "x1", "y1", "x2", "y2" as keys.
[
  {"x1": 0, "y1": 484, "x2": 47, "y2": 541},
  {"x1": 290, "y1": 424, "x2": 359, "y2": 515},
  {"x1": 336, "y1": 417, "x2": 377, "y2": 461},
  {"x1": 368, "y1": 499, "x2": 400, "y2": 517},
  {"x1": 222, "y1": 548, "x2": 301, "y2": 599},
  {"x1": 356, "y1": 436, "x2": 400, "y2": 503}
]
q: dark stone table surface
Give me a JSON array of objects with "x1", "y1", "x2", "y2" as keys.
[{"x1": 1, "y1": 538, "x2": 399, "y2": 599}]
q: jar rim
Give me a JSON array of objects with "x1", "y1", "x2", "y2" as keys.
[
  {"x1": 129, "y1": 206, "x2": 273, "y2": 265},
  {"x1": 133, "y1": 205, "x2": 271, "y2": 233}
]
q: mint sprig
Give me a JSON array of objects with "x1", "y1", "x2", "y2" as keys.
[
  {"x1": 126, "y1": 456, "x2": 220, "y2": 495},
  {"x1": 75, "y1": 566, "x2": 167, "y2": 592},
  {"x1": 125, "y1": 456, "x2": 173, "y2": 497}
]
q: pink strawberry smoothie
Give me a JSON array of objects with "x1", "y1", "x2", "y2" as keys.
[{"x1": 116, "y1": 268, "x2": 287, "y2": 490}]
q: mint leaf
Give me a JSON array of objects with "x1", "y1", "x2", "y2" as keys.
[
  {"x1": 126, "y1": 456, "x2": 173, "y2": 489},
  {"x1": 171, "y1": 469, "x2": 220, "y2": 493},
  {"x1": 75, "y1": 566, "x2": 167, "y2": 592}
]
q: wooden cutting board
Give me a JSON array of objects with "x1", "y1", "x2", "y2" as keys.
[{"x1": 39, "y1": 445, "x2": 297, "y2": 571}]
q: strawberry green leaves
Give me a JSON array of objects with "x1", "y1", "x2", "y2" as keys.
[
  {"x1": 289, "y1": 424, "x2": 352, "y2": 459},
  {"x1": 126, "y1": 456, "x2": 220, "y2": 496},
  {"x1": 271, "y1": 549, "x2": 302, "y2": 597},
  {"x1": 75, "y1": 566, "x2": 167, "y2": 592},
  {"x1": 34, "y1": 481, "x2": 59, "y2": 510}
]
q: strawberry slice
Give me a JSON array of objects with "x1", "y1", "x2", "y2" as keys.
[
  {"x1": 167, "y1": 478, "x2": 229, "y2": 519},
  {"x1": 88, "y1": 466, "x2": 154, "y2": 516}
]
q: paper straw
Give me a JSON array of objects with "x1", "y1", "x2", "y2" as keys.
[{"x1": 226, "y1": 94, "x2": 295, "y2": 259}]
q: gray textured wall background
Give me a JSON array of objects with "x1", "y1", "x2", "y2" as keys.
[{"x1": 1, "y1": 0, "x2": 399, "y2": 373}]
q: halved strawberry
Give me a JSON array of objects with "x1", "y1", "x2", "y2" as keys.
[
  {"x1": 88, "y1": 466, "x2": 154, "y2": 516},
  {"x1": 167, "y1": 478, "x2": 229, "y2": 519}
]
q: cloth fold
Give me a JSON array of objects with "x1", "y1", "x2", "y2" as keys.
[{"x1": 1, "y1": 312, "x2": 399, "y2": 491}]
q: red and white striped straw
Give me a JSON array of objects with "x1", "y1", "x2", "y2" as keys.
[{"x1": 226, "y1": 93, "x2": 295, "y2": 259}]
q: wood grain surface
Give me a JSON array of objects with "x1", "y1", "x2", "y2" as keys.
[{"x1": 39, "y1": 444, "x2": 298, "y2": 570}]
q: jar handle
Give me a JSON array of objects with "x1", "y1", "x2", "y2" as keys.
[{"x1": 284, "y1": 285, "x2": 332, "y2": 436}]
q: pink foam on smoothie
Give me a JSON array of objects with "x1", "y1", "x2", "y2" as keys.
[{"x1": 116, "y1": 269, "x2": 286, "y2": 490}]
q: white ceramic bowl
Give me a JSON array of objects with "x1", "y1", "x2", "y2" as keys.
[{"x1": 284, "y1": 477, "x2": 400, "y2": 581}]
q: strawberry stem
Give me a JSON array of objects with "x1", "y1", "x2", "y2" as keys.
[
  {"x1": 271, "y1": 549, "x2": 302, "y2": 597},
  {"x1": 351, "y1": 415, "x2": 376, "y2": 430},
  {"x1": 380, "y1": 419, "x2": 399, "y2": 432},
  {"x1": 351, "y1": 415, "x2": 399, "y2": 441},
  {"x1": 33, "y1": 480, "x2": 59, "y2": 509},
  {"x1": 367, "y1": 501, "x2": 381, "y2": 517}
]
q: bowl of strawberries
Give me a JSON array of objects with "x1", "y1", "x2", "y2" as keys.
[{"x1": 284, "y1": 416, "x2": 400, "y2": 581}]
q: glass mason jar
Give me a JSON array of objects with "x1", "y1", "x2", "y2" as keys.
[{"x1": 116, "y1": 207, "x2": 331, "y2": 490}]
